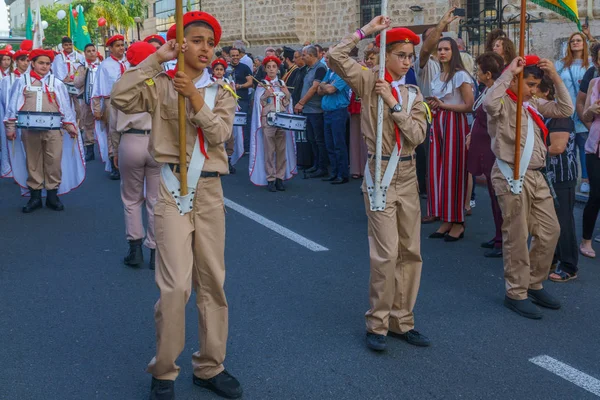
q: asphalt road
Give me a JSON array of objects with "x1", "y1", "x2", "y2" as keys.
[{"x1": 1, "y1": 155, "x2": 599, "y2": 400}]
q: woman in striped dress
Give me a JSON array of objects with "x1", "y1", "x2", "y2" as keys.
[{"x1": 427, "y1": 37, "x2": 475, "y2": 241}]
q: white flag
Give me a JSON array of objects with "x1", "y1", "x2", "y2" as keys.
[{"x1": 32, "y1": 5, "x2": 45, "y2": 48}]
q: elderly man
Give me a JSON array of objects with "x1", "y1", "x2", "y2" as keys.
[
  {"x1": 294, "y1": 45, "x2": 328, "y2": 178},
  {"x1": 232, "y1": 40, "x2": 254, "y2": 71}
]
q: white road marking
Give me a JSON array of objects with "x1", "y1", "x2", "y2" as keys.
[
  {"x1": 224, "y1": 198, "x2": 329, "y2": 252},
  {"x1": 530, "y1": 355, "x2": 600, "y2": 397}
]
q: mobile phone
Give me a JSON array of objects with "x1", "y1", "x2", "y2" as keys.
[{"x1": 454, "y1": 8, "x2": 466, "y2": 17}]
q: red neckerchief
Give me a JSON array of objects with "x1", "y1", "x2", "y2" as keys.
[
  {"x1": 506, "y1": 89, "x2": 549, "y2": 142},
  {"x1": 86, "y1": 59, "x2": 96, "y2": 68},
  {"x1": 1, "y1": 69, "x2": 7, "y2": 77},
  {"x1": 111, "y1": 55, "x2": 125, "y2": 75},
  {"x1": 384, "y1": 69, "x2": 402, "y2": 154},
  {"x1": 265, "y1": 76, "x2": 274, "y2": 82},
  {"x1": 29, "y1": 71, "x2": 53, "y2": 103},
  {"x1": 14, "y1": 70, "x2": 21, "y2": 77},
  {"x1": 165, "y1": 66, "x2": 209, "y2": 159}
]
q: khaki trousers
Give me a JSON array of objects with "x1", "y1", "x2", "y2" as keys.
[
  {"x1": 106, "y1": 100, "x2": 115, "y2": 156},
  {"x1": 21, "y1": 129, "x2": 63, "y2": 190},
  {"x1": 492, "y1": 164, "x2": 560, "y2": 300},
  {"x1": 118, "y1": 134, "x2": 161, "y2": 249},
  {"x1": 262, "y1": 122, "x2": 287, "y2": 181},
  {"x1": 147, "y1": 175, "x2": 228, "y2": 381},
  {"x1": 80, "y1": 101, "x2": 95, "y2": 146},
  {"x1": 363, "y1": 159, "x2": 423, "y2": 335}
]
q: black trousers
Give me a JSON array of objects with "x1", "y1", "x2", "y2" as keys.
[
  {"x1": 415, "y1": 122, "x2": 429, "y2": 194},
  {"x1": 553, "y1": 182, "x2": 579, "y2": 274},
  {"x1": 583, "y1": 153, "x2": 600, "y2": 240}
]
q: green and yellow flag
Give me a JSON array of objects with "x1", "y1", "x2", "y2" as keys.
[
  {"x1": 68, "y1": 4, "x2": 77, "y2": 39},
  {"x1": 73, "y1": 8, "x2": 91, "y2": 51},
  {"x1": 530, "y1": 0, "x2": 581, "y2": 29}
]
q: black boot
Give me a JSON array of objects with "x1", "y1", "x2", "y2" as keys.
[
  {"x1": 149, "y1": 249, "x2": 155, "y2": 270},
  {"x1": 45, "y1": 189, "x2": 64, "y2": 211},
  {"x1": 149, "y1": 377, "x2": 174, "y2": 400},
  {"x1": 193, "y1": 370, "x2": 243, "y2": 399},
  {"x1": 22, "y1": 189, "x2": 43, "y2": 213},
  {"x1": 109, "y1": 157, "x2": 120, "y2": 180},
  {"x1": 267, "y1": 181, "x2": 277, "y2": 192},
  {"x1": 85, "y1": 144, "x2": 95, "y2": 161},
  {"x1": 228, "y1": 157, "x2": 236, "y2": 174},
  {"x1": 124, "y1": 239, "x2": 143, "y2": 267},
  {"x1": 275, "y1": 179, "x2": 285, "y2": 191}
]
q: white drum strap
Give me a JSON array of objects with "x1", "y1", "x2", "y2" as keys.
[
  {"x1": 161, "y1": 84, "x2": 219, "y2": 215},
  {"x1": 365, "y1": 86, "x2": 418, "y2": 211},
  {"x1": 25, "y1": 74, "x2": 43, "y2": 112},
  {"x1": 496, "y1": 114, "x2": 535, "y2": 195}
]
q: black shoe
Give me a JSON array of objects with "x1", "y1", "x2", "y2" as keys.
[
  {"x1": 45, "y1": 189, "x2": 64, "y2": 211},
  {"x1": 149, "y1": 377, "x2": 174, "y2": 400},
  {"x1": 22, "y1": 189, "x2": 43, "y2": 213},
  {"x1": 193, "y1": 370, "x2": 243, "y2": 399},
  {"x1": 124, "y1": 239, "x2": 144, "y2": 267},
  {"x1": 85, "y1": 144, "x2": 95, "y2": 161},
  {"x1": 504, "y1": 296, "x2": 542, "y2": 319},
  {"x1": 389, "y1": 329, "x2": 431, "y2": 347},
  {"x1": 331, "y1": 177, "x2": 349, "y2": 185},
  {"x1": 275, "y1": 179, "x2": 285, "y2": 191},
  {"x1": 308, "y1": 169, "x2": 327, "y2": 178},
  {"x1": 484, "y1": 248, "x2": 503, "y2": 258},
  {"x1": 428, "y1": 231, "x2": 447, "y2": 239},
  {"x1": 305, "y1": 166, "x2": 318, "y2": 173},
  {"x1": 149, "y1": 249, "x2": 156, "y2": 270},
  {"x1": 109, "y1": 157, "x2": 120, "y2": 180},
  {"x1": 228, "y1": 158, "x2": 236, "y2": 174},
  {"x1": 444, "y1": 232, "x2": 465, "y2": 242},
  {"x1": 321, "y1": 175, "x2": 337, "y2": 181},
  {"x1": 366, "y1": 332, "x2": 386, "y2": 352},
  {"x1": 528, "y1": 288, "x2": 561, "y2": 310},
  {"x1": 481, "y1": 239, "x2": 495, "y2": 249},
  {"x1": 267, "y1": 181, "x2": 277, "y2": 192}
]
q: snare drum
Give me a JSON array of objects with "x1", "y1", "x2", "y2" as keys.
[
  {"x1": 16, "y1": 112, "x2": 63, "y2": 131},
  {"x1": 233, "y1": 112, "x2": 247, "y2": 127},
  {"x1": 66, "y1": 84, "x2": 79, "y2": 96},
  {"x1": 266, "y1": 112, "x2": 307, "y2": 131}
]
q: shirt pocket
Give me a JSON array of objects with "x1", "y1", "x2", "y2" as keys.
[{"x1": 160, "y1": 105, "x2": 178, "y2": 121}]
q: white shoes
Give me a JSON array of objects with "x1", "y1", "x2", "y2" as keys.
[{"x1": 581, "y1": 182, "x2": 590, "y2": 193}]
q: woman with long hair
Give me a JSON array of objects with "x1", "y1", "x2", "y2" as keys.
[
  {"x1": 427, "y1": 37, "x2": 475, "y2": 241},
  {"x1": 466, "y1": 52, "x2": 505, "y2": 257},
  {"x1": 493, "y1": 37, "x2": 517, "y2": 66},
  {"x1": 556, "y1": 32, "x2": 591, "y2": 193},
  {"x1": 485, "y1": 29, "x2": 506, "y2": 52}
]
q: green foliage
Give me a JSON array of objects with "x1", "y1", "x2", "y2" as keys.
[{"x1": 39, "y1": 5, "x2": 69, "y2": 48}]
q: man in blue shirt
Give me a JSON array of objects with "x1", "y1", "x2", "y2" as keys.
[
  {"x1": 229, "y1": 47, "x2": 254, "y2": 152},
  {"x1": 318, "y1": 56, "x2": 351, "y2": 184}
]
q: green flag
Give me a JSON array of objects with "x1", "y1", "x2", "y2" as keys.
[
  {"x1": 68, "y1": 4, "x2": 77, "y2": 39},
  {"x1": 25, "y1": 7, "x2": 33, "y2": 40},
  {"x1": 73, "y1": 8, "x2": 91, "y2": 51}
]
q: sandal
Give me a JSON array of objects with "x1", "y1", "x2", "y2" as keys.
[
  {"x1": 351, "y1": 174, "x2": 361, "y2": 179},
  {"x1": 549, "y1": 269, "x2": 578, "y2": 283},
  {"x1": 579, "y1": 244, "x2": 596, "y2": 259}
]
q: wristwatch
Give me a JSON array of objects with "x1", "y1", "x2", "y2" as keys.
[{"x1": 390, "y1": 103, "x2": 402, "y2": 113}]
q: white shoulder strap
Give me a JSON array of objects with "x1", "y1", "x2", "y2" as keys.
[{"x1": 496, "y1": 114, "x2": 535, "y2": 195}]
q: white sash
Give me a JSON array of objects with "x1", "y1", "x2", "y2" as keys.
[
  {"x1": 24, "y1": 74, "x2": 55, "y2": 112},
  {"x1": 365, "y1": 86, "x2": 418, "y2": 211},
  {"x1": 160, "y1": 84, "x2": 219, "y2": 215},
  {"x1": 496, "y1": 114, "x2": 535, "y2": 195}
]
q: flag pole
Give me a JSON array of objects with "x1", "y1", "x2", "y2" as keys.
[
  {"x1": 513, "y1": 0, "x2": 527, "y2": 180},
  {"x1": 175, "y1": 0, "x2": 188, "y2": 196},
  {"x1": 373, "y1": 0, "x2": 388, "y2": 211}
]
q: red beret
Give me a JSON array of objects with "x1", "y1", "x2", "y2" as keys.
[
  {"x1": 29, "y1": 49, "x2": 55, "y2": 62},
  {"x1": 20, "y1": 40, "x2": 33, "y2": 51},
  {"x1": 524, "y1": 55, "x2": 540, "y2": 67},
  {"x1": 13, "y1": 49, "x2": 29, "y2": 60},
  {"x1": 211, "y1": 58, "x2": 227, "y2": 70},
  {"x1": 106, "y1": 35, "x2": 124, "y2": 47},
  {"x1": 167, "y1": 11, "x2": 222, "y2": 46},
  {"x1": 0, "y1": 49, "x2": 10, "y2": 57},
  {"x1": 144, "y1": 34, "x2": 166, "y2": 46},
  {"x1": 262, "y1": 55, "x2": 281, "y2": 67},
  {"x1": 376, "y1": 27, "x2": 420, "y2": 48},
  {"x1": 126, "y1": 41, "x2": 157, "y2": 66}
]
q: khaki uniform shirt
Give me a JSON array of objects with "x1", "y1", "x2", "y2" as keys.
[
  {"x1": 328, "y1": 33, "x2": 427, "y2": 158},
  {"x1": 483, "y1": 69, "x2": 574, "y2": 170},
  {"x1": 110, "y1": 53, "x2": 236, "y2": 175},
  {"x1": 111, "y1": 111, "x2": 152, "y2": 151}
]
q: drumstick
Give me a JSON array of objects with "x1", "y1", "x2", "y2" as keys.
[
  {"x1": 251, "y1": 76, "x2": 292, "y2": 90},
  {"x1": 12, "y1": 138, "x2": 15, "y2": 153},
  {"x1": 72, "y1": 138, "x2": 76, "y2": 156}
]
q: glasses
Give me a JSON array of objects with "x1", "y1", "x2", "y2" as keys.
[{"x1": 390, "y1": 52, "x2": 415, "y2": 62}]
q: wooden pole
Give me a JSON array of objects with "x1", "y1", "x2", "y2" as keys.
[
  {"x1": 513, "y1": 0, "x2": 527, "y2": 180},
  {"x1": 373, "y1": 0, "x2": 388, "y2": 211},
  {"x1": 175, "y1": 0, "x2": 188, "y2": 196}
]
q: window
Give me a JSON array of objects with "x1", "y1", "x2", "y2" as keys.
[{"x1": 360, "y1": 0, "x2": 381, "y2": 29}]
